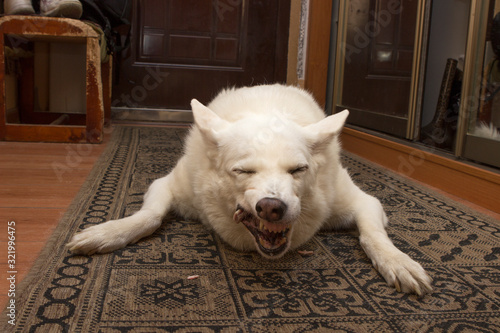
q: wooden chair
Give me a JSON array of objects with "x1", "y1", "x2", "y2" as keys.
[{"x1": 0, "y1": 15, "x2": 109, "y2": 143}]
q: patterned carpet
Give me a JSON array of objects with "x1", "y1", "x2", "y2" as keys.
[{"x1": 2, "y1": 126, "x2": 500, "y2": 332}]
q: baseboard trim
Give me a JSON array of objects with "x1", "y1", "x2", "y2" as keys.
[{"x1": 340, "y1": 127, "x2": 500, "y2": 215}]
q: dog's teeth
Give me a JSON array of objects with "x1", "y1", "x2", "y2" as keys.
[
  {"x1": 259, "y1": 220, "x2": 264, "y2": 231},
  {"x1": 259, "y1": 235, "x2": 287, "y2": 250},
  {"x1": 267, "y1": 224, "x2": 287, "y2": 233},
  {"x1": 233, "y1": 208, "x2": 243, "y2": 223}
]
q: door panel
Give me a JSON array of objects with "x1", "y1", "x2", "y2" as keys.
[
  {"x1": 138, "y1": 0, "x2": 244, "y2": 66},
  {"x1": 334, "y1": 0, "x2": 419, "y2": 137},
  {"x1": 113, "y1": 0, "x2": 290, "y2": 111}
]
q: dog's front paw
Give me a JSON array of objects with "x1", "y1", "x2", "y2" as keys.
[
  {"x1": 375, "y1": 251, "x2": 433, "y2": 296},
  {"x1": 67, "y1": 222, "x2": 129, "y2": 255}
]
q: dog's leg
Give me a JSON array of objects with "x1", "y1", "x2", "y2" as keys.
[
  {"x1": 67, "y1": 173, "x2": 175, "y2": 255},
  {"x1": 353, "y1": 190, "x2": 433, "y2": 296}
]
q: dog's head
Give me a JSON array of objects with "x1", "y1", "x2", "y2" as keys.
[{"x1": 191, "y1": 99, "x2": 348, "y2": 259}]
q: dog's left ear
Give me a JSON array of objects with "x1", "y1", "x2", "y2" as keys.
[
  {"x1": 191, "y1": 99, "x2": 230, "y2": 144},
  {"x1": 304, "y1": 109, "x2": 349, "y2": 150}
]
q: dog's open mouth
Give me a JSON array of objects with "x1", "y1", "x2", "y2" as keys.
[{"x1": 233, "y1": 205, "x2": 291, "y2": 258}]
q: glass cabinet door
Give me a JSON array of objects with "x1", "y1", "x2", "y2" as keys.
[
  {"x1": 332, "y1": 0, "x2": 424, "y2": 138},
  {"x1": 460, "y1": 0, "x2": 500, "y2": 168}
]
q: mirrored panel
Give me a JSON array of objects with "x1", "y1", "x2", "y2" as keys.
[
  {"x1": 462, "y1": 0, "x2": 500, "y2": 168},
  {"x1": 333, "y1": 0, "x2": 420, "y2": 138},
  {"x1": 419, "y1": 0, "x2": 470, "y2": 152}
]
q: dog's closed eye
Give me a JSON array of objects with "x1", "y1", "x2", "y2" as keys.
[
  {"x1": 288, "y1": 165, "x2": 309, "y2": 175},
  {"x1": 232, "y1": 168, "x2": 256, "y2": 175}
]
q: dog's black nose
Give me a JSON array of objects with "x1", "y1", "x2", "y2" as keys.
[{"x1": 256, "y1": 198, "x2": 287, "y2": 222}]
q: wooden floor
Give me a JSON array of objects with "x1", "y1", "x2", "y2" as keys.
[
  {"x1": 0, "y1": 131, "x2": 110, "y2": 309},
  {"x1": 0, "y1": 126, "x2": 499, "y2": 310}
]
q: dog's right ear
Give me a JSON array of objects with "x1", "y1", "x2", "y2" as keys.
[
  {"x1": 304, "y1": 109, "x2": 349, "y2": 152},
  {"x1": 191, "y1": 99, "x2": 230, "y2": 144}
]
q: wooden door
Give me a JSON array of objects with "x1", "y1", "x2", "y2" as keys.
[
  {"x1": 334, "y1": 0, "x2": 420, "y2": 137},
  {"x1": 112, "y1": 0, "x2": 290, "y2": 111}
]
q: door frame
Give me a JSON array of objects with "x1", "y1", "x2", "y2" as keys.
[{"x1": 303, "y1": 0, "x2": 333, "y2": 108}]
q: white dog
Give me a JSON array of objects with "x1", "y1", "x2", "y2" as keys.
[{"x1": 68, "y1": 84, "x2": 432, "y2": 295}]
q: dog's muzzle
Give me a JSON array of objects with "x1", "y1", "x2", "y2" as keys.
[{"x1": 233, "y1": 198, "x2": 292, "y2": 258}]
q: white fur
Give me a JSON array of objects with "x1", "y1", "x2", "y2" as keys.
[
  {"x1": 67, "y1": 84, "x2": 432, "y2": 296},
  {"x1": 474, "y1": 122, "x2": 500, "y2": 140}
]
